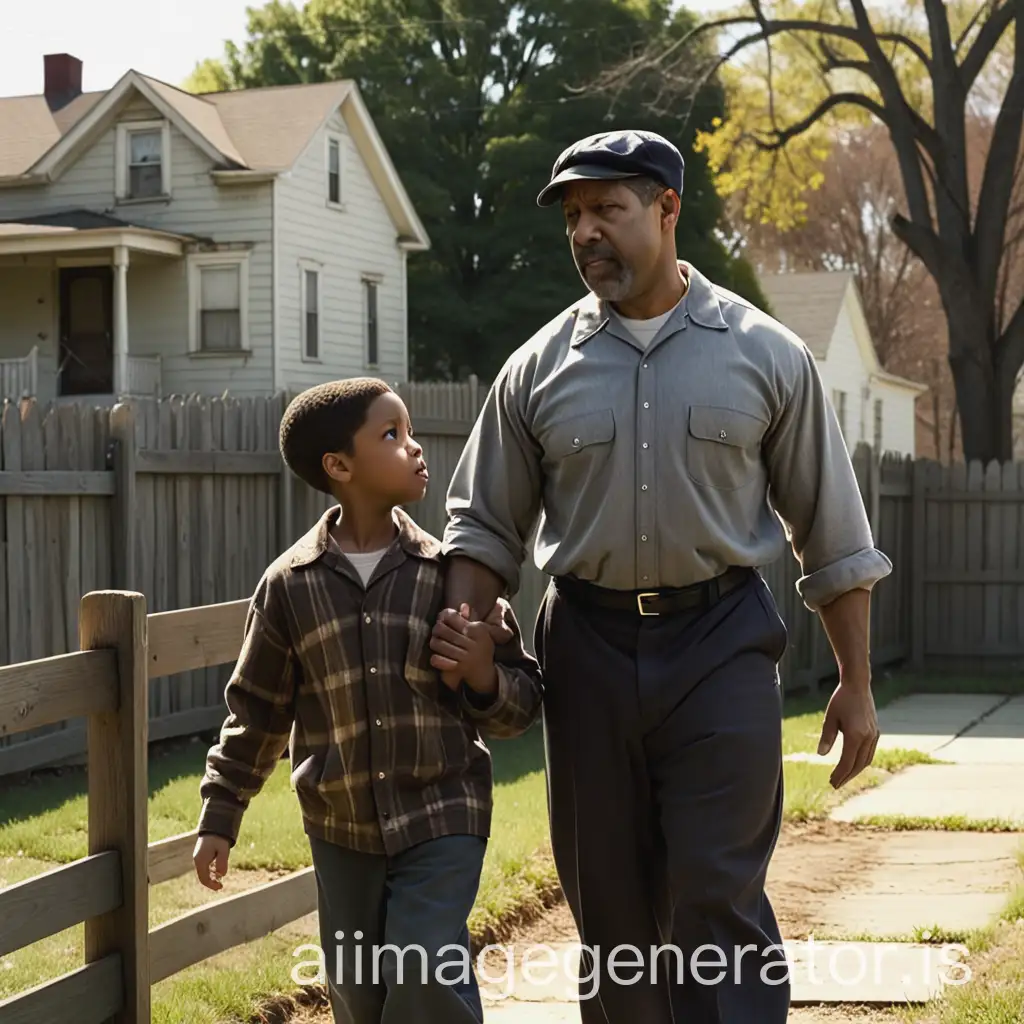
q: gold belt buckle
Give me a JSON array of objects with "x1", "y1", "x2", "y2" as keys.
[{"x1": 636, "y1": 591, "x2": 660, "y2": 616}]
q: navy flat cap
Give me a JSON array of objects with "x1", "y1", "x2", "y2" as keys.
[{"x1": 536, "y1": 129, "x2": 685, "y2": 207}]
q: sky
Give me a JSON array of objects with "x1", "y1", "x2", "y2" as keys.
[{"x1": 2, "y1": 0, "x2": 740, "y2": 97}]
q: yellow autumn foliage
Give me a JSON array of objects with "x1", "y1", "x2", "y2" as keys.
[{"x1": 693, "y1": 0, "x2": 1001, "y2": 232}]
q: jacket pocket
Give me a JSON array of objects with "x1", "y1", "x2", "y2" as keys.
[
  {"x1": 686, "y1": 405, "x2": 766, "y2": 491},
  {"x1": 544, "y1": 407, "x2": 615, "y2": 460}
]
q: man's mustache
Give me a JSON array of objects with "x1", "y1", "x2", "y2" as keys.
[{"x1": 575, "y1": 245, "x2": 620, "y2": 267}]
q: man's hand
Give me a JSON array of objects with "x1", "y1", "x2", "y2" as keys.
[
  {"x1": 429, "y1": 604, "x2": 498, "y2": 695},
  {"x1": 817, "y1": 680, "x2": 879, "y2": 789},
  {"x1": 193, "y1": 833, "x2": 231, "y2": 891},
  {"x1": 432, "y1": 597, "x2": 512, "y2": 689}
]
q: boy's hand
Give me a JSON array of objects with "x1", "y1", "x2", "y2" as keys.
[
  {"x1": 430, "y1": 604, "x2": 498, "y2": 695},
  {"x1": 483, "y1": 597, "x2": 515, "y2": 645},
  {"x1": 193, "y1": 833, "x2": 231, "y2": 891}
]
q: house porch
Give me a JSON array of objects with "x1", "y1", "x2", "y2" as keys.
[{"x1": 0, "y1": 213, "x2": 192, "y2": 403}]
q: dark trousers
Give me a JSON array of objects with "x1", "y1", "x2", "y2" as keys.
[
  {"x1": 534, "y1": 569, "x2": 790, "y2": 1023},
  {"x1": 309, "y1": 833, "x2": 486, "y2": 1024}
]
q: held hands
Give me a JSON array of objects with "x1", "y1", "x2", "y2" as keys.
[
  {"x1": 193, "y1": 833, "x2": 231, "y2": 892},
  {"x1": 817, "y1": 677, "x2": 880, "y2": 789},
  {"x1": 429, "y1": 603, "x2": 499, "y2": 694}
]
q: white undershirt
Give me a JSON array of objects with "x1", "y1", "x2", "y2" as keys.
[
  {"x1": 328, "y1": 532, "x2": 388, "y2": 585},
  {"x1": 345, "y1": 548, "x2": 387, "y2": 585},
  {"x1": 614, "y1": 294, "x2": 685, "y2": 349}
]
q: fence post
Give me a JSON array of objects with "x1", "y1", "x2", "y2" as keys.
[
  {"x1": 278, "y1": 391, "x2": 295, "y2": 550},
  {"x1": 109, "y1": 403, "x2": 138, "y2": 591},
  {"x1": 910, "y1": 460, "x2": 927, "y2": 670},
  {"x1": 81, "y1": 590, "x2": 150, "y2": 1024}
]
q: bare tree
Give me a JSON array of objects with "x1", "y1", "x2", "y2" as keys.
[{"x1": 593, "y1": 0, "x2": 1023, "y2": 464}]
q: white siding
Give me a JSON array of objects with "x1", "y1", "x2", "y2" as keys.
[
  {"x1": 0, "y1": 266, "x2": 58, "y2": 401},
  {"x1": 814, "y1": 299, "x2": 917, "y2": 458},
  {"x1": 0, "y1": 91, "x2": 275, "y2": 397},
  {"x1": 275, "y1": 109, "x2": 406, "y2": 392},
  {"x1": 871, "y1": 383, "x2": 917, "y2": 457},
  {"x1": 816, "y1": 308, "x2": 871, "y2": 450}
]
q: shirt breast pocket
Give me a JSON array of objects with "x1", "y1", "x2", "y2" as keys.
[
  {"x1": 543, "y1": 407, "x2": 616, "y2": 462},
  {"x1": 686, "y1": 405, "x2": 767, "y2": 491}
]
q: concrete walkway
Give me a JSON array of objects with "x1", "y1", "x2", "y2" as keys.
[{"x1": 785, "y1": 694, "x2": 1024, "y2": 766}]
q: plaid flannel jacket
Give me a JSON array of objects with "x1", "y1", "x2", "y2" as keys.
[{"x1": 197, "y1": 504, "x2": 543, "y2": 856}]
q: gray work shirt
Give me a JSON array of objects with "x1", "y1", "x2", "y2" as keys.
[{"x1": 441, "y1": 262, "x2": 892, "y2": 611}]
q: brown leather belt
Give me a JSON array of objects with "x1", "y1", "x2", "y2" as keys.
[{"x1": 554, "y1": 566, "x2": 753, "y2": 617}]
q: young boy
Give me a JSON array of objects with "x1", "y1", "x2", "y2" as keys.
[{"x1": 192, "y1": 378, "x2": 543, "y2": 1023}]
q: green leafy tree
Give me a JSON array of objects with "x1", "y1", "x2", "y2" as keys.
[{"x1": 187, "y1": 0, "x2": 766, "y2": 380}]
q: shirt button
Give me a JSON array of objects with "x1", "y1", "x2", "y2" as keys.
[
  {"x1": 642, "y1": 575, "x2": 649, "y2": 581},
  {"x1": 641, "y1": 484, "x2": 648, "y2": 491},
  {"x1": 641, "y1": 534, "x2": 648, "y2": 542},
  {"x1": 642, "y1": 442, "x2": 649, "y2": 449},
  {"x1": 643, "y1": 402, "x2": 650, "y2": 409},
  {"x1": 376, "y1": 718, "x2": 383, "y2": 726},
  {"x1": 378, "y1": 771, "x2": 385, "y2": 780},
  {"x1": 720, "y1": 430, "x2": 728, "y2": 439},
  {"x1": 573, "y1": 437, "x2": 580, "y2": 446},
  {"x1": 642, "y1": 363, "x2": 649, "y2": 368},
  {"x1": 369, "y1": 667, "x2": 377, "y2": 674},
  {"x1": 364, "y1": 615, "x2": 372, "y2": 624}
]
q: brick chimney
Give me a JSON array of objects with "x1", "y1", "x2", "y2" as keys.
[{"x1": 44, "y1": 54, "x2": 83, "y2": 111}]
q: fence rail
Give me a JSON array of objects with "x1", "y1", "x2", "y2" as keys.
[{"x1": 0, "y1": 589, "x2": 318, "y2": 1023}]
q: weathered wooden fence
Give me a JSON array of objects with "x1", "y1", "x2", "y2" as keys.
[
  {"x1": 0, "y1": 380, "x2": 1021, "y2": 777},
  {"x1": 0, "y1": 589, "x2": 318, "y2": 1023}
]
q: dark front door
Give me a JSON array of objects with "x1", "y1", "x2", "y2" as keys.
[{"x1": 59, "y1": 267, "x2": 114, "y2": 396}]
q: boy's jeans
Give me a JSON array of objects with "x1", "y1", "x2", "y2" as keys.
[{"x1": 309, "y1": 833, "x2": 486, "y2": 1024}]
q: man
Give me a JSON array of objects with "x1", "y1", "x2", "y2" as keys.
[{"x1": 429, "y1": 129, "x2": 891, "y2": 1023}]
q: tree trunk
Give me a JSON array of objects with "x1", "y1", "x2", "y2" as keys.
[{"x1": 948, "y1": 344, "x2": 1015, "y2": 464}]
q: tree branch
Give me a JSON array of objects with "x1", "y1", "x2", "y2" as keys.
[
  {"x1": 962, "y1": 0, "x2": 1019, "y2": 90},
  {"x1": 891, "y1": 213, "x2": 943, "y2": 279},
  {"x1": 750, "y1": 92, "x2": 888, "y2": 150},
  {"x1": 997, "y1": 293, "x2": 1024, "y2": 377},
  {"x1": 975, "y1": 10, "x2": 1024, "y2": 305}
]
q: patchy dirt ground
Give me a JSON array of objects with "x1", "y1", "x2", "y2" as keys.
[{"x1": 262, "y1": 820, "x2": 902, "y2": 1024}]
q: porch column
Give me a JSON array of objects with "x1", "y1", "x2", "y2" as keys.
[{"x1": 113, "y1": 245, "x2": 130, "y2": 396}]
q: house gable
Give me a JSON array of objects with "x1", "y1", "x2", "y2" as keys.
[{"x1": 26, "y1": 72, "x2": 242, "y2": 183}]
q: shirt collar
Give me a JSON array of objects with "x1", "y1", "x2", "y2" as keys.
[
  {"x1": 569, "y1": 260, "x2": 729, "y2": 348},
  {"x1": 289, "y1": 504, "x2": 442, "y2": 569}
]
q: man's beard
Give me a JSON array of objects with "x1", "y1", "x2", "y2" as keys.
[{"x1": 574, "y1": 246, "x2": 634, "y2": 302}]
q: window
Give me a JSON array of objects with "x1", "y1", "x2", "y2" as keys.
[
  {"x1": 188, "y1": 253, "x2": 249, "y2": 353},
  {"x1": 364, "y1": 278, "x2": 379, "y2": 366},
  {"x1": 327, "y1": 136, "x2": 343, "y2": 207},
  {"x1": 301, "y1": 265, "x2": 321, "y2": 360},
  {"x1": 116, "y1": 120, "x2": 171, "y2": 200},
  {"x1": 831, "y1": 389, "x2": 847, "y2": 439},
  {"x1": 873, "y1": 398, "x2": 883, "y2": 455}
]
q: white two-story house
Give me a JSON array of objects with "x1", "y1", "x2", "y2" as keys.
[
  {"x1": 759, "y1": 270, "x2": 927, "y2": 457},
  {"x1": 0, "y1": 54, "x2": 429, "y2": 401}
]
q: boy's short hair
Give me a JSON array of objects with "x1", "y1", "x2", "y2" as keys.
[{"x1": 279, "y1": 377, "x2": 393, "y2": 493}]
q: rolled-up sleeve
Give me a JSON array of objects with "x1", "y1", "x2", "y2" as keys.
[
  {"x1": 442, "y1": 360, "x2": 543, "y2": 596},
  {"x1": 763, "y1": 339, "x2": 892, "y2": 611}
]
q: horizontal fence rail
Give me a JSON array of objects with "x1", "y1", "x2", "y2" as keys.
[{"x1": 0, "y1": 587, "x2": 318, "y2": 1023}]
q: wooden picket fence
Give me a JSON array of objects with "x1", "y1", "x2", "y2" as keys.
[
  {"x1": 0, "y1": 589, "x2": 317, "y2": 1023},
  {"x1": 2, "y1": 379, "x2": 1024, "y2": 778}
]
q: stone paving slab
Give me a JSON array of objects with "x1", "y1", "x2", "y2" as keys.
[
  {"x1": 784, "y1": 694, "x2": 1009, "y2": 766},
  {"x1": 830, "y1": 764, "x2": 1024, "y2": 824},
  {"x1": 478, "y1": 939, "x2": 952, "y2": 1007},
  {"x1": 806, "y1": 831, "x2": 1022, "y2": 937},
  {"x1": 934, "y1": 696, "x2": 1024, "y2": 763}
]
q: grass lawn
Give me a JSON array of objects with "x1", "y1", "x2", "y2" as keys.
[{"x1": 0, "y1": 669, "x2": 993, "y2": 1021}]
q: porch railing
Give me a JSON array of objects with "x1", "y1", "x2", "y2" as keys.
[
  {"x1": 124, "y1": 356, "x2": 162, "y2": 398},
  {"x1": 0, "y1": 347, "x2": 39, "y2": 402}
]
